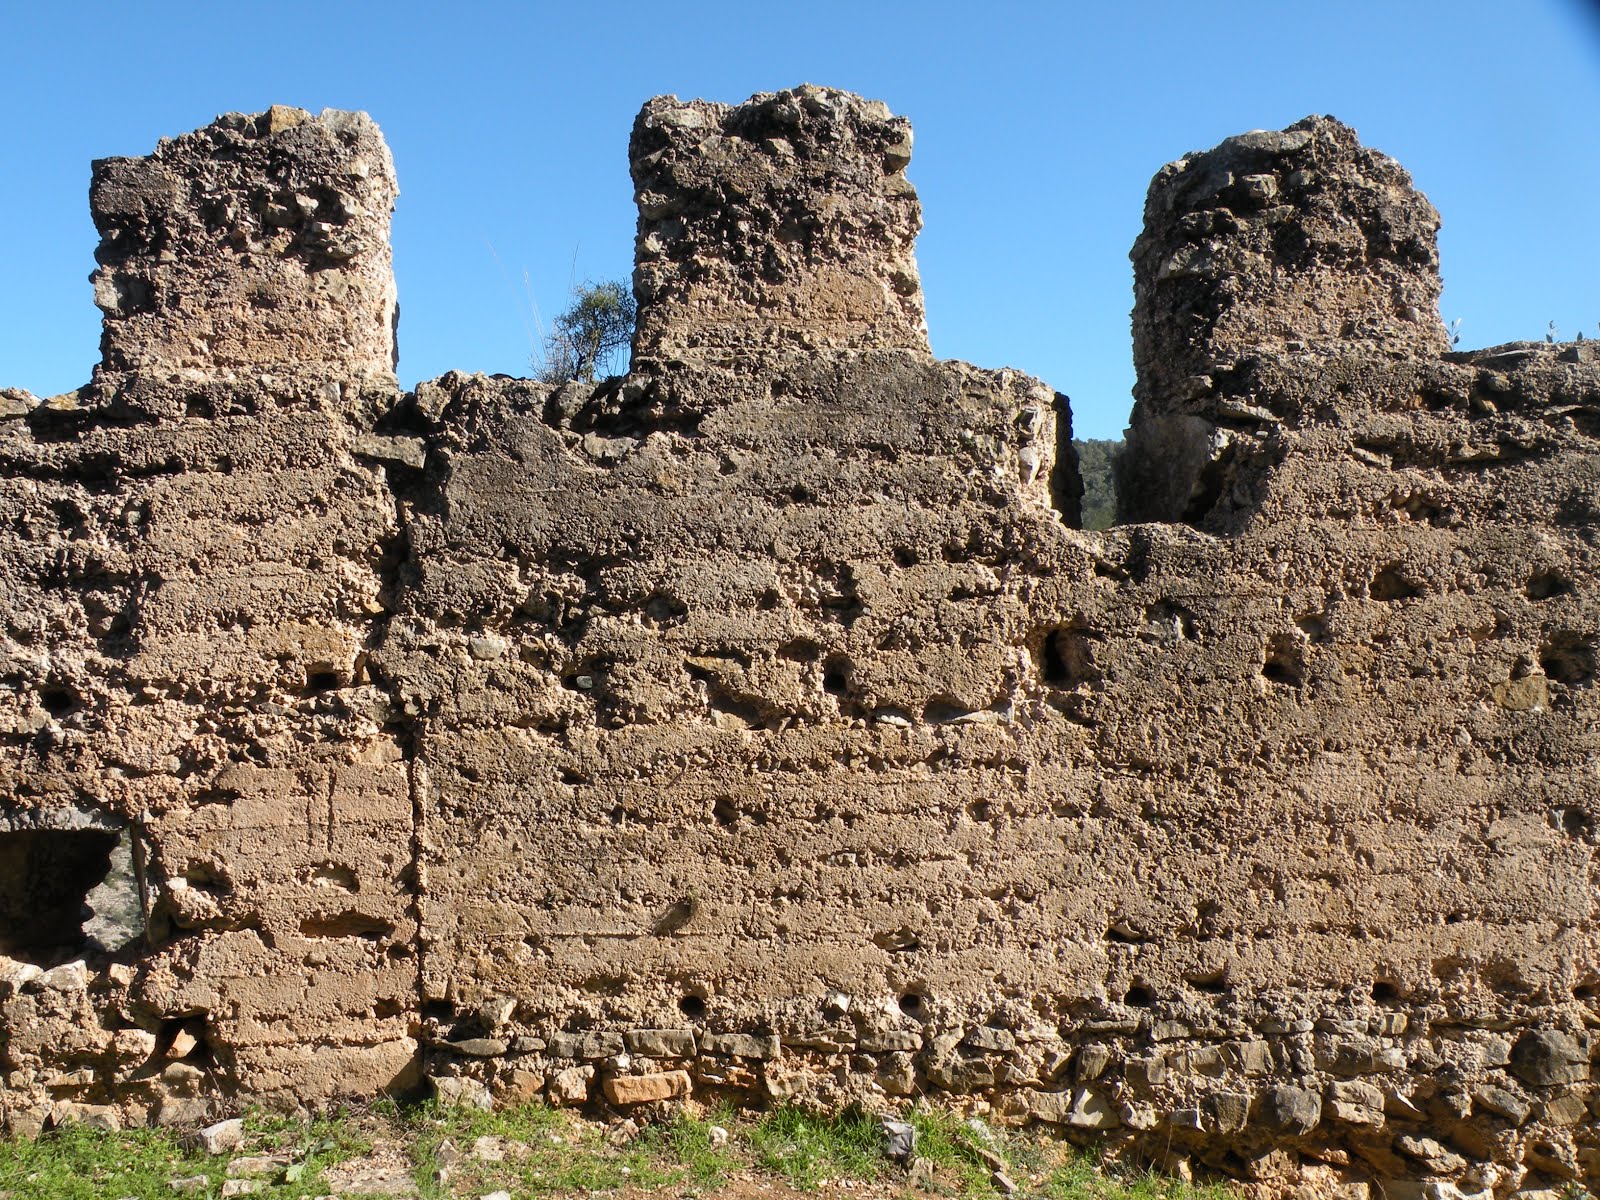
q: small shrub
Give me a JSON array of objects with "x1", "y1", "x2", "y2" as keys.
[{"x1": 537, "y1": 279, "x2": 636, "y2": 383}]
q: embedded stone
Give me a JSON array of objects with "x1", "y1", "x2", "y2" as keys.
[
  {"x1": 1326, "y1": 1080, "x2": 1385, "y2": 1126},
  {"x1": 39, "y1": 961, "x2": 88, "y2": 992},
  {"x1": 625, "y1": 1029, "x2": 697, "y2": 1058},
  {"x1": 1075, "y1": 1043, "x2": 1113, "y2": 1081},
  {"x1": 1509, "y1": 1031, "x2": 1589, "y2": 1087},
  {"x1": 429, "y1": 1075, "x2": 492, "y2": 1111},
  {"x1": 547, "y1": 1032, "x2": 624, "y2": 1060},
  {"x1": 1210, "y1": 1091, "x2": 1251, "y2": 1133},
  {"x1": 700, "y1": 1032, "x2": 779, "y2": 1059},
  {"x1": 602, "y1": 1069, "x2": 692, "y2": 1105},
  {"x1": 547, "y1": 1065, "x2": 593, "y2": 1106},
  {"x1": 1471, "y1": 1083, "x2": 1530, "y2": 1124},
  {"x1": 1258, "y1": 1085, "x2": 1322, "y2": 1134},
  {"x1": 1065, "y1": 1088, "x2": 1121, "y2": 1130},
  {"x1": 962, "y1": 1026, "x2": 1016, "y2": 1053},
  {"x1": 447, "y1": 1038, "x2": 509, "y2": 1058}
]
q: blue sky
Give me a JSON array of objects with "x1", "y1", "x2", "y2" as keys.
[{"x1": 4, "y1": 1, "x2": 1597, "y2": 438}]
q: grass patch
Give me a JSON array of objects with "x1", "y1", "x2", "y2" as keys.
[
  {"x1": 906, "y1": 1106, "x2": 1007, "y2": 1193},
  {"x1": 746, "y1": 1106, "x2": 886, "y2": 1190},
  {"x1": 1045, "y1": 1147, "x2": 1233, "y2": 1200},
  {"x1": 0, "y1": 1100, "x2": 1239, "y2": 1200},
  {"x1": 0, "y1": 1112, "x2": 367, "y2": 1199},
  {"x1": 635, "y1": 1103, "x2": 741, "y2": 1188},
  {"x1": 406, "y1": 1099, "x2": 695, "y2": 1198}
]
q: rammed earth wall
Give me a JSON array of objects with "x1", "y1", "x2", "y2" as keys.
[{"x1": 2, "y1": 88, "x2": 1598, "y2": 1198}]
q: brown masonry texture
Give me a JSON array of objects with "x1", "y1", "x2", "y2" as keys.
[{"x1": 1, "y1": 87, "x2": 1598, "y2": 1197}]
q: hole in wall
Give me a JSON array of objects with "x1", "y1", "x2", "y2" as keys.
[
  {"x1": 678, "y1": 993, "x2": 707, "y2": 1020},
  {"x1": 1296, "y1": 614, "x2": 1329, "y2": 642},
  {"x1": 1539, "y1": 633, "x2": 1595, "y2": 685},
  {"x1": 1526, "y1": 570, "x2": 1573, "y2": 601},
  {"x1": 159, "y1": 1018, "x2": 208, "y2": 1063},
  {"x1": 1122, "y1": 984, "x2": 1155, "y2": 1007},
  {"x1": 1069, "y1": 435, "x2": 1121, "y2": 531},
  {"x1": 643, "y1": 593, "x2": 688, "y2": 626},
  {"x1": 873, "y1": 928, "x2": 922, "y2": 953},
  {"x1": 299, "y1": 911, "x2": 396, "y2": 941},
  {"x1": 563, "y1": 669, "x2": 599, "y2": 692},
  {"x1": 303, "y1": 670, "x2": 342, "y2": 695},
  {"x1": 1370, "y1": 565, "x2": 1423, "y2": 602},
  {"x1": 1261, "y1": 636, "x2": 1305, "y2": 688},
  {"x1": 923, "y1": 697, "x2": 976, "y2": 723},
  {"x1": 83, "y1": 828, "x2": 145, "y2": 953},
  {"x1": 777, "y1": 639, "x2": 820, "y2": 663},
  {"x1": 38, "y1": 686, "x2": 80, "y2": 718},
  {"x1": 422, "y1": 1000, "x2": 455, "y2": 1022},
  {"x1": 1034, "y1": 626, "x2": 1100, "y2": 689},
  {"x1": 897, "y1": 991, "x2": 929, "y2": 1019},
  {"x1": 712, "y1": 798, "x2": 739, "y2": 827},
  {"x1": 1371, "y1": 980, "x2": 1400, "y2": 1003},
  {"x1": 305, "y1": 863, "x2": 359, "y2": 892},
  {"x1": 1184, "y1": 970, "x2": 1227, "y2": 995},
  {"x1": 0, "y1": 821, "x2": 141, "y2": 962},
  {"x1": 822, "y1": 657, "x2": 851, "y2": 698},
  {"x1": 1551, "y1": 806, "x2": 1595, "y2": 840}
]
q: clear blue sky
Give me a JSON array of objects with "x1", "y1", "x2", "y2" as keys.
[{"x1": 4, "y1": 1, "x2": 1598, "y2": 439}]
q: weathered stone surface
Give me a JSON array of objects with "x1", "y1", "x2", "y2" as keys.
[
  {"x1": 1258, "y1": 1085, "x2": 1323, "y2": 1134},
  {"x1": 89, "y1": 106, "x2": 398, "y2": 391},
  {"x1": 547, "y1": 1065, "x2": 593, "y2": 1107},
  {"x1": 630, "y1": 85, "x2": 927, "y2": 364},
  {"x1": 624, "y1": 1028, "x2": 697, "y2": 1058},
  {"x1": 3, "y1": 90, "x2": 1599, "y2": 1196},
  {"x1": 429, "y1": 1076, "x2": 491, "y2": 1111},
  {"x1": 601, "y1": 1070, "x2": 692, "y2": 1106},
  {"x1": 700, "y1": 1033, "x2": 781, "y2": 1060},
  {"x1": 1509, "y1": 1031, "x2": 1590, "y2": 1087},
  {"x1": 196, "y1": 1118, "x2": 245, "y2": 1155},
  {"x1": 1326, "y1": 1080, "x2": 1386, "y2": 1126}
]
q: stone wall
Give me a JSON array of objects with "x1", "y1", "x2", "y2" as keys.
[{"x1": 2, "y1": 87, "x2": 1597, "y2": 1200}]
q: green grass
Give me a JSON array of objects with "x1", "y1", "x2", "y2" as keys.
[
  {"x1": 1044, "y1": 1147, "x2": 1233, "y2": 1200},
  {"x1": 0, "y1": 1112, "x2": 366, "y2": 1200},
  {"x1": 0, "y1": 1100, "x2": 1240, "y2": 1200},
  {"x1": 745, "y1": 1106, "x2": 886, "y2": 1189},
  {"x1": 906, "y1": 1106, "x2": 1007, "y2": 1194},
  {"x1": 634, "y1": 1102, "x2": 741, "y2": 1188}
]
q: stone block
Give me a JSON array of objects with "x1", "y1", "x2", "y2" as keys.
[{"x1": 602, "y1": 1070, "x2": 692, "y2": 1106}]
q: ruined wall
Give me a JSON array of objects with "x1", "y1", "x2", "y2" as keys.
[{"x1": 2, "y1": 87, "x2": 1598, "y2": 1199}]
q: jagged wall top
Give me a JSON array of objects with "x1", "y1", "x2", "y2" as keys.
[
  {"x1": 1131, "y1": 116, "x2": 1447, "y2": 412},
  {"x1": 88, "y1": 104, "x2": 398, "y2": 405},
  {"x1": 629, "y1": 85, "x2": 928, "y2": 365},
  {"x1": 1121, "y1": 116, "x2": 1451, "y2": 523}
]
